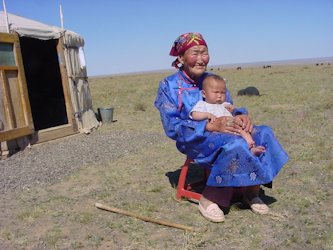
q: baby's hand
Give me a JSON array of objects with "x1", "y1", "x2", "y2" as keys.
[
  {"x1": 225, "y1": 104, "x2": 235, "y2": 112},
  {"x1": 208, "y1": 114, "x2": 217, "y2": 123}
]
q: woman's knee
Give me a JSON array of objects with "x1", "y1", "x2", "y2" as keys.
[
  {"x1": 254, "y1": 125, "x2": 273, "y2": 133},
  {"x1": 225, "y1": 137, "x2": 249, "y2": 152},
  {"x1": 235, "y1": 137, "x2": 249, "y2": 148}
]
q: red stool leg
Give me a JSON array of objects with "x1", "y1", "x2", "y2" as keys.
[
  {"x1": 175, "y1": 158, "x2": 204, "y2": 202},
  {"x1": 175, "y1": 159, "x2": 190, "y2": 201}
]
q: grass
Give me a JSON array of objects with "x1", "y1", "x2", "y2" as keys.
[{"x1": 1, "y1": 64, "x2": 333, "y2": 249}]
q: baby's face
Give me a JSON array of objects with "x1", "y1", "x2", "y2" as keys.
[{"x1": 202, "y1": 79, "x2": 226, "y2": 104}]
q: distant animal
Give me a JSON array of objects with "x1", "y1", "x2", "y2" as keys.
[
  {"x1": 263, "y1": 65, "x2": 271, "y2": 69},
  {"x1": 236, "y1": 66, "x2": 242, "y2": 70},
  {"x1": 237, "y1": 86, "x2": 260, "y2": 96}
]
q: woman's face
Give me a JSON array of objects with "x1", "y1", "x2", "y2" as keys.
[{"x1": 178, "y1": 45, "x2": 209, "y2": 80}]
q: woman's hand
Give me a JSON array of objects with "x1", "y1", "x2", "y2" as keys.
[
  {"x1": 205, "y1": 116, "x2": 242, "y2": 134},
  {"x1": 235, "y1": 114, "x2": 253, "y2": 133}
]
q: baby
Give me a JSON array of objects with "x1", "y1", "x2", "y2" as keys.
[{"x1": 190, "y1": 74, "x2": 265, "y2": 155}]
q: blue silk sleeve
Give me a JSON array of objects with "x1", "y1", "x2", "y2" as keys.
[{"x1": 154, "y1": 80, "x2": 207, "y2": 143}]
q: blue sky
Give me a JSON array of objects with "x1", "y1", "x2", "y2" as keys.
[{"x1": 3, "y1": 0, "x2": 333, "y2": 76}]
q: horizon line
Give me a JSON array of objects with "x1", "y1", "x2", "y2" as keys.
[{"x1": 89, "y1": 56, "x2": 333, "y2": 78}]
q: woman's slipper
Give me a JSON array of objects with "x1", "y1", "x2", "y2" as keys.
[
  {"x1": 243, "y1": 196, "x2": 269, "y2": 215},
  {"x1": 198, "y1": 202, "x2": 225, "y2": 222}
]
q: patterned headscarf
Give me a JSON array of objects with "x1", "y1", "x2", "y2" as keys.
[{"x1": 169, "y1": 32, "x2": 208, "y2": 68}]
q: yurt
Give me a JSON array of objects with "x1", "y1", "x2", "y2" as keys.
[{"x1": 0, "y1": 11, "x2": 100, "y2": 157}]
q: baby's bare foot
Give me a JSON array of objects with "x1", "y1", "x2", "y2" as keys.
[{"x1": 251, "y1": 146, "x2": 266, "y2": 156}]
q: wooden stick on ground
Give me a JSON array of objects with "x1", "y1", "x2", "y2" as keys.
[{"x1": 95, "y1": 202, "x2": 199, "y2": 232}]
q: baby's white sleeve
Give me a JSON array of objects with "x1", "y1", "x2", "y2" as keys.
[{"x1": 189, "y1": 101, "x2": 207, "y2": 119}]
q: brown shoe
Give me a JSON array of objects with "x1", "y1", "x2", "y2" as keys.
[{"x1": 243, "y1": 196, "x2": 269, "y2": 215}]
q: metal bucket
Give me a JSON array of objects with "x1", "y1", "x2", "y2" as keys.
[{"x1": 98, "y1": 107, "x2": 114, "y2": 123}]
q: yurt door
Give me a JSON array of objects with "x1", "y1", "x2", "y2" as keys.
[{"x1": 0, "y1": 33, "x2": 34, "y2": 142}]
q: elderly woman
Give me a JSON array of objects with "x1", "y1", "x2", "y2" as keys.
[{"x1": 154, "y1": 32, "x2": 288, "y2": 222}]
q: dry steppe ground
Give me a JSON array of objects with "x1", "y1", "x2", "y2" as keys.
[{"x1": 0, "y1": 64, "x2": 332, "y2": 249}]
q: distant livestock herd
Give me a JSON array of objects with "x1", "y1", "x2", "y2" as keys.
[
  {"x1": 208, "y1": 62, "x2": 331, "y2": 98},
  {"x1": 315, "y1": 63, "x2": 330, "y2": 66},
  {"x1": 209, "y1": 62, "x2": 331, "y2": 72}
]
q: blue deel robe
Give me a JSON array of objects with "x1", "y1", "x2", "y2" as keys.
[{"x1": 154, "y1": 70, "x2": 289, "y2": 187}]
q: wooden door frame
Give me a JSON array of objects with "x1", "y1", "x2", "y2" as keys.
[
  {"x1": 0, "y1": 32, "x2": 34, "y2": 142},
  {"x1": 30, "y1": 37, "x2": 79, "y2": 143},
  {"x1": 0, "y1": 32, "x2": 79, "y2": 144}
]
